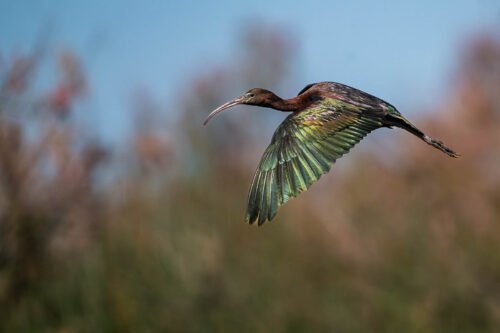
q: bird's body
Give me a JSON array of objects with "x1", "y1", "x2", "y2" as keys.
[{"x1": 204, "y1": 82, "x2": 459, "y2": 225}]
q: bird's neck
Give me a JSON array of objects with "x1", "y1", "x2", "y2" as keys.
[{"x1": 268, "y1": 96, "x2": 304, "y2": 112}]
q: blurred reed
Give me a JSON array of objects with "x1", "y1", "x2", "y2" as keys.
[{"x1": 0, "y1": 28, "x2": 499, "y2": 333}]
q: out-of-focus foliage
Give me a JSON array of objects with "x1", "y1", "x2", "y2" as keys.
[{"x1": 0, "y1": 27, "x2": 499, "y2": 333}]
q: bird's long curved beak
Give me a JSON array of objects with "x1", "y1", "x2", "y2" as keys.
[{"x1": 203, "y1": 96, "x2": 244, "y2": 125}]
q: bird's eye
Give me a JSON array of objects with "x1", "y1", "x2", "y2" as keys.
[{"x1": 245, "y1": 92, "x2": 255, "y2": 98}]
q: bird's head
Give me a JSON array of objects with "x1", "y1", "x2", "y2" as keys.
[{"x1": 203, "y1": 88, "x2": 279, "y2": 125}]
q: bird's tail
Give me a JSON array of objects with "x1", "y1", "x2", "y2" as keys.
[{"x1": 384, "y1": 114, "x2": 460, "y2": 158}]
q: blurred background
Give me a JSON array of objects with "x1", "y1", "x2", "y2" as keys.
[{"x1": 1, "y1": 1, "x2": 500, "y2": 332}]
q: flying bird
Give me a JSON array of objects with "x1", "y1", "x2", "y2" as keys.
[{"x1": 204, "y1": 82, "x2": 459, "y2": 225}]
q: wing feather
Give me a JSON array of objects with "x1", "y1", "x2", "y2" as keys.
[{"x1": 246, "y1": 103, "x2": 383, "y2": 224}]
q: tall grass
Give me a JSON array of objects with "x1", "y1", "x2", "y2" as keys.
[{"x1": 0, "y1": 30, "x2": 499, "y2": 332}]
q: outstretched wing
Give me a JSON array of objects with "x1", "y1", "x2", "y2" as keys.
[{"x1": 246, "y1": 101, "x2": 383, "y2": 225}]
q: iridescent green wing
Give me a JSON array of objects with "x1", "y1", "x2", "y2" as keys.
[{"x1": 246, "y1": 100, "x2": 383, "y2": 225}]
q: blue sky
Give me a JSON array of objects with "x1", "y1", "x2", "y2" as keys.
[{"x1": 1, "y1": 0, "x2": 500, "y2": 143}]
